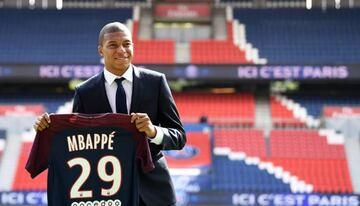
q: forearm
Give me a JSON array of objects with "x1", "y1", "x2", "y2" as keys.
[{"x1": 159, "y1": 126, "x2": 186, "y2": 150}]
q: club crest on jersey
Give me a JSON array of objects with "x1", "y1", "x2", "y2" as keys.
[{"x1": 67, "y1": 131, "x2": 116, "y2": 152}]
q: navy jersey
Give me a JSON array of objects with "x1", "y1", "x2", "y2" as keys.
[{"x1": 26, "y1": 113, "x2": 154, "y2": 206}]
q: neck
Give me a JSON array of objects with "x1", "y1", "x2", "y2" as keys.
[{"x1": 106, "y1": 65, "x2": 130, "y2": 76}]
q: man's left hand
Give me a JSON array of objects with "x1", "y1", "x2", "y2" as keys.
[{"x1": 130, "y1": 113, "x2": 156, "y2": 138}]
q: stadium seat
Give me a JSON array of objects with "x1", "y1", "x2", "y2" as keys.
[
  {"x1": 212, "y1": 155, "x2": 291, "y2": 193},
  {"x1": 269, "y1": 129, "x2": 353, "y2": 193},
  {"x1": 132, "y1": 21, "x2": 175, "y2": 64},
  {"x1": 0, "y1": 93, "x2": 72, "y2": 113},
  {"x1": 174, "y1": 92, "x2": 255, "y2": 126},
  {"x1": 12, "y1": 142, "x2": 47, "y2": 190},
  {"x1": 233, "y1": 9, "x2": 360, "y2": 64},
  {"x1": 270, "y1": 96, "x2": 305, "y2": 127},
  {"x1": 214, "y1": 128, "x2": 266, "y2": 158},
  {"x1": 189, "y1": 21, "x2": 253, "y2": 64},
  {"x1": 0, "y1": 9, "x2": 132, "y2": 64},
  {"x1": 0, "y1": 130, "x2": 6, "y2": 165},
  {"x1": 287, "y1": 94, "x2": 360, "y2": 118}
]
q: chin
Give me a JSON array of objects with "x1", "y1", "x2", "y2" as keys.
[{"x1": 114, "y1": 64, "x2": 129, "y2": 71}]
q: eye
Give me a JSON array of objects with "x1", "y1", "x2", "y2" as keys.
[
  {"x1": 124, "y1": 42, "x2": 132, "y2": 48},
  {"x1": 108, "y1": 44, "x2": 117, "y2": 49}
]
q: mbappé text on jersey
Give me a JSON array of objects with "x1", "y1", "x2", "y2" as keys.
[{"x1": 67, "y1": 131, "x2": 116, "y2": 152}]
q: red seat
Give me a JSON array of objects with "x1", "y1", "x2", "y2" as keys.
[
  {"x1": 174, "y1": 93, "x2": 255, "y2": 126},
  {"x1": 270, "y1": 96, "x2": 305, "y2": 127},
  {"x1": 214, "y1": 128, "x2": 266, "y2": 158},
  {"x1": 12, "y1": 142, "x2": 47, "y2": 190},
  {"x1": 189, "y1": 22, "x2": 253, "y2": 64},
  {"x1": 269, "y1": 129, "x2": 353, "y2": 193},
  {"x1": 132, "y1": 22, "x2": 175, "y2": 64}
]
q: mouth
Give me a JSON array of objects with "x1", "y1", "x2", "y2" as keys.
[{"x1": 114, "y1": 57, "x2": 128, "y2": 60}]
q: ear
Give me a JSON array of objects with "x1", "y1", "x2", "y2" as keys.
[{"x1": 98, "y1": 45, "x2": 103, "y2": 57}]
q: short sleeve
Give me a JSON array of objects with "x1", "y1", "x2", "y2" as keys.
[
  {"x1": 25, "y1": 128, "x2": 54, "y2": 178},
  {"x1": 136, "y1": 134, "x2": 155, "y2": 172}
]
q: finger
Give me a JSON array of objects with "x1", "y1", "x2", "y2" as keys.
[
  {"x1": 135, "y1": 121, "x2": 149, "y2": 130},
  {"x1": 35, "y1": 122, "x2": 46, "y2": 131},
  {"x1": 135, "y1": 116, "x2": 150, "y2": 124},
  {"x1": 37, "y1": 116, "x2": 43, "y2": 121},
  {"x1": 135, "y1": 113, "x2": 147, "y2": 118},
  {"x1": 37, "y1": 120, "x2": 49, "y2": 129},
  {"x1": 37, "y1": 115, "x2": 49, "y2": 125},
  {"x1": 130, "y1": 113, "x2": 138, "y2": 123},
  {"x1": 33, "y1": 124, "x2": 39, "y2": 131},
  {"x1": 136, "y1": 124, "x2": 150, "y2": 133},
  {"x1": 131, "y1": 113, "x2": 150, "y2": 123},
  {"x1": 37, "y1": 127, "x2": 45, "y2": 132},
  {"x1": 44, "y1": 113, "x2": 51, "y2": 123},
  {"x1": 138, "y1": 124, "x2": 156, "y2": 137}
]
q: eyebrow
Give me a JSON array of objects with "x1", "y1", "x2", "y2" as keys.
[
  {"x1": 106, "y1": 40, "x2": 132, "y2": 44},
  {"x1": 106, "y1": 40, "x2": 118, "y2": 44}
]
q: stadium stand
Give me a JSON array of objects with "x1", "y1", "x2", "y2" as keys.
[
  {"x1": 232, "y1": 9, "x2": 360, "y2": 64},
  {"x1": 265, "y1": 0, "x2": 306, "y2": 8},
  {"x1": 12, "y1": 141, "x2": 47, "y2": 190},
  {"x1": 214, "y1": 128, "x2": 266, "y2": 158},
  {"x1": 63, "y1": 0, "x2": 103, "y2": 4},
  {"x1": 270, "y1": 95, "x2": 305, "y2": 127},
  {"x1": 0, "y1": 9, "x2": 176, "y2": 64},
  {"x1": 132, "y1": 21, "x2": 175, "y2": 64},
  {"x1": 212, "y1": 128, "x2": 292, "y2": 193},
  {"x1": 211, "y1": 128, "x2": 353, "y2": 193},
  {"x1": 0, "y1": 130, "x2": 6, "y2": 165},
  {"x1": 5, "y1": 8, "x2": 359, "y2": 65},
  {"x1": 190, "y1": 40, "x2": 250, "y2": 64},
  {"x1": 190, "y1": 22, "x2": 253, "y2": 64},
  {"x1": 212, "y1": 155, "x2": 292, "y2": 193},
  {"x1": 0, "y1": 105, "x2": 45, "y2": 116},
  {"x1": 0, "y1": 94, "x2": 72, "y2": 113},
  {"x1": 174, "y1": 92, "x2": 255, "y2": 126},
  {"x1": 1, "y1": 3, "x2": 360, "y2": 205},
  {"x1": 286, "y1": 94, "x2": 360, "y2": 118},
  {"x1": 269, "y1": 129, "x2": 346, "y2": 159},
  {"x1": 323, "y1": 106, "x2": 360, "y2": 118},
  {"x1": 0, "y1": 9, "x2": 132, "y2": 64},
  {"x1": 269, "y1": 129, "x2": 353, "y2": 193}
]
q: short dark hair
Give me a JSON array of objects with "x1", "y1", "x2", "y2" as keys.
[{"x1": 98, "y1": 22, "x2": 132, "y2": 45}]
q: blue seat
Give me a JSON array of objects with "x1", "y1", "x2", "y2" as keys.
[
  {"x1": 233, "y1": 9, "x2": 360, "y2": 64},
  {"x1": 0, "y1": 9, "x2": 132, "y2": 64},
  {"x1": 212, "y1": 155, "x2": 291, "y2": 192},
  {"x1": 0, "y1": 93, "x2": 73, "y2": 113},
  {"x1": 287, "y1": 94, "x2": 360, "y2": 118}
]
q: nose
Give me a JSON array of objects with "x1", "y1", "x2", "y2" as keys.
[{"x1": 116, "y1": 45, "x2": 126, "y2": 53}]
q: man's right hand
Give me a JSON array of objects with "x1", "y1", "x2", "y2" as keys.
[{"x1": 33, "y1": 113, "x2": 51, "y2": 131}]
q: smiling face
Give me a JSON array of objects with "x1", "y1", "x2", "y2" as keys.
[{"x1": 98, "y1": 30, "x2": 134, "y2": 76}]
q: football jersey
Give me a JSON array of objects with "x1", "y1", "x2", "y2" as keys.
[{"x1": 26, "y1": 113, "x2": 154, "y2": 206}]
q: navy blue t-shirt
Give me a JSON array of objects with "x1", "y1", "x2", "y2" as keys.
[{"x1": 26, "y1": 113, "x2": 154, "y2": 206}]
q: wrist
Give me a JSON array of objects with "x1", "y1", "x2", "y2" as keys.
[{"x1": 148, "y1": 126, "x2": 157, "y2": 138}]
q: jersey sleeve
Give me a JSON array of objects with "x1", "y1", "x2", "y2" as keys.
[
  {"x1": 136, "y1": 135, "x2": 155, "y2": 172},
  {"x1": 25, "y1": 127, "x2": 55, "y2": 178}
]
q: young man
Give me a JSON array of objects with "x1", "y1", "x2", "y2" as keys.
[{"x1": 34, "y1": 22, "x2": 186, "y2": 206}]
